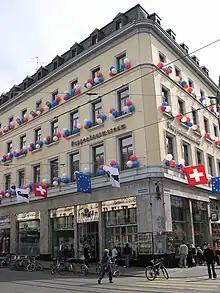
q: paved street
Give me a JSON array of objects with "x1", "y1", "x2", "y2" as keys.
[{"x1": 1, "y1": 268, "x2": 220, "y2": 293}]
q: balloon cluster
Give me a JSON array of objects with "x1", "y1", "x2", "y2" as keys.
[
  {"x1": 51, "y1": 95, "x2": 62, "y2": 107},
  {"x1": 84, "y1": 79, "x2": 93, "y2": 90},
  {"x1": 62, "y1": 129, "x2": 71, "y2": 138},
  {"x1": 29, "y1": 108, "x2": 44, "y2": 120},
  {"x1": 28, "y1": 141, "x2": 44, "y2": 152},
  {"x1": 109, "y1": 66, "x2": 118, "y2": 77},
  {"x1": 204, "y1": 133, "x2": 216, "y2": 142},
  {"x1": 0, "y1": 152, "x2": 14, "y2": 163},
  {"x1": 61, "y1": 173, "x2": 70, "y2": 184},
  {"x1": 14, "y1": 147, "x2": 28, "y2": 158},
  {"x1": 98, "y1": 165, "x2": 105, "y2": 176},
  {"x1": 70, "y1": 84, "x2": 81, "y2": 98},
  {"x1": 176, "y1": 113, "x2": 195, "y2": 128},
  {"x1": 45, "y1": 101, "x2": 52, "y2": 110},
  {"x1": 126, "y1": 155, "x2": 140, "y2": 168},
  {"x1": 161, "y1": 101, "x2": 171, "y2": 113},
  {"x1": 41, "y1": 178, "x2": 49, "y2": 189},
  {"x1": 16, "y1": 115, "x2": 29, "y2": 126},
  {"x1": 199, "y1": 96, "x2": 207, "y2": 105},
  {"x1": 72, "y1": 124, "x2": 81, "y2": 135},
  {"x1": 209, "y1": 105, "x2": 215, "y2": 113},
  {"x1": 108, "y1": 101, "x2": 135, "y2": 119},
  {"x1": 96, "y1": 113, "x2": 107, "y2": 125},
  {"x1": 63, "y1": 92, "x2": 71, "y2": 102},
  {"x1": 179, "y1": 80, "x2": 193, "y2": 94},
  {"x1": 120, "y1": 58, "x2": 132, "y2": 71},
  {"x1": 109, "y1": 160, "x2": 119, "y2": 169},
  {"x1": 53, "y1": 176, "x2": 61, "y2": 187},
  {"x1": 84, "y1": 119, "x2": 93, "y2": 129},
  {"x1": 157, "y1": 62, "x2": 173, "y2": 74},
  {"x1": 23, "y1": 183, "x2": 33, "y2": 192},
  {"x1": 44, "y1": 132, "x2": 61, "y2": 145},
  {"x1": 82, "y1": 167, "x2": 92, "y2": 177},
  {"x1": 164, "y1": 154, "x2": 185, "y2": 169},
  {"x1": 93, "y1": 72, "x2": 104, "y2": 84}
]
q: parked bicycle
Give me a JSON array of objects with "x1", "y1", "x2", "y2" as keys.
[
  {"x1": 50, "y1": 258, "x2": 76, "y2": 275},
  {"x1": 26, "y1": 256, "x2": 43, "y2": 272},
  {"x1": 145, "y1": 258, "x2": 169, "y2": 281}
]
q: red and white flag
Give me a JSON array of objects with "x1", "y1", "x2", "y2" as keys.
[
  {"x1": 183, "y1": 165, "x2": 208, "y2": 186},
  {"x1": 33, "y1": 184, "x2": 48, "y2": 198}
]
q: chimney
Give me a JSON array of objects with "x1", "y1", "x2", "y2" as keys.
[
  {"x1": 201, "y1": 66, "x2": 209, "y2": 76},
  {"x1": 166, "y1": 29, "x2": 176, "y2": 41},
  {"x1": 148, "y1": 13, "x2": 161, "y2": 25},
  {"x1": 191, "y1": 55, "x2": 200, "y2": 66},
  {"x1": 179, "y1": 43, "x2": 189, "y2": 54}
]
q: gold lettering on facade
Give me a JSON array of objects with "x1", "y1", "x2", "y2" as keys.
[{"x1": 71, "y1": 124, "x2": 127, "y2": 147}]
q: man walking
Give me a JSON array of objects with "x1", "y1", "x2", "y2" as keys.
[
  {"x1": 203, "y1": 243, "x2": 217, "y2": 279},
  {"x1": 179, "y1": 242, "x2": 188, "y2": 268},
  {"x1": 97, "y1": 249, "x2": 113, "y2": 284}
]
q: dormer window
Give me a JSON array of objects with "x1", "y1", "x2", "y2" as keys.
[
  {"x1": 53, "y1": 60, "x2": 58, "y2": 70},
  {"x1": 72, "y1": 49, "x2": 76, "y2": 58},
  {"x1": 148, "y1": 13, "x2": 162, "y2": 25},
  {"x1": 37, "y1": 71, "x2": 42, "y2": 80},
  {"x1": 92, "y1": 35, "x2": 98, "y2": 45},
  {"x1": 23, "y1": 76, "x2": 34, "y2": 89},
  {"x1": 90, "y1": 29, "x2": 104, "y2": 47},
  {"x1": 23, "y1": 82, "x2": 27, "y2": 90},
  {"x1": 113, "y1": 13, "x2": 128, "y2": 30},
  {"x1": 116, "y1": 20, "x2": 122, "y2": 30}
]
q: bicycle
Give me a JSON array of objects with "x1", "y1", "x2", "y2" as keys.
[
  {"x1": 145, "y1": 258, "x2": 169, "y2": 281},
  {"x1": 81, "y1": 261, "x2": 89, "y2": 276},
  {"x1": 26, "y1": 256, "x2": 43, "y2": 272},
  {"x1": 96, "y1": 258, "x2": 120, "y2": 277},
  {"x1": 50, "y1": 258, "x2": 76, "y2": 275}
]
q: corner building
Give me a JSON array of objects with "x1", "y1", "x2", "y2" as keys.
[{"x1": 0, "y1": 4, "x2": 219, "y2": 264}]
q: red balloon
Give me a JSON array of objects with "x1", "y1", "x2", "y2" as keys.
[
  {"x1": 28, "y1": 147, "x2": 33, "y2": 152},
  {"x1": 183, "y1": 84, "x2": 188, "y2": 89},
  {"x1": 157, "y1": 62, "x2": 164, "y2": 69},
  {"x1": 97, "y1": 113, "x2": 101, "y2": 119},
  {"x1": 97, "y1": 72, "x2": 103, "y2": 78},
  {"x1": 110, "y1": 160, "x2": 116, "y2": 166},
  {"x1": 24, "y1": 117, "x2": 28, "y2": 123},
  {"x1": 186, "y1": 117, "x2": 191, "y2": 123},
  {"x1": 125, "y1": 63, "x2": 131, "y2": 69},
  {"x1": 63, "y1": 133, "x2": 67, "y2": 138},
  {"x1": 42, "y1": 182, "x2": 49, "y2": 188},
  {"x1": 10, "y1": 125, "x2": 15, "y2": 129},
  {"x1": 126, "y1": 100, "x2": 133, "y2": 107},
  {"x1": 99, "y1": 165, "x2": 104, "y2": 170},
  {"x1": 56, "y1": 132, "x2": 61, "y2": 138},
  {"x1": 216, "y1": 140, "x2": 220, "y2": 145},
  {"x1": 205, "y1": 133, "x2": 211, "y2": 139},
  {"x1": 166, "y1": 68, "x2": 172, "y2": 74},
  {"x1": 56, "y1": 95, "x2": 61, "y2": 102},
  {"x1": 87, "y1": 79, "x2": 93, "y2": 84},
  {"x1": 161, "y1": 106, "x2": 166, "y2": 111},
  {"x1": 75, "y1": 88, "x2": 81, "y2": 95},
  {"x1": 84, "y1": 125, "x2": 89, "y2": 129},
  {"x1": 170, "y1": 160, "x2": 176, "y2": 167},
  {"x1": 176, "y1": 113, "x2": 183, "y2": 120},
  {"x1": 46, "y1": 136, "x2": 51, "y2": 141},
  {"x1": 130, "y1": 155, "x2": 137, "y2": 161},
  {"x1": 2, "y1": 155, "x2": 7, "y2": 160},
  {"x1": 40, "y1": 107, "x2": 44, "y2": 113},
  {"x1": 187, "y1": 87, "x2": 193, "y2": 93},
  {"x1": 64, "y1": 96, "x2": 68, "y2": 101},
  {"x1": 109, "y1": 108, "x2": 115, "y2": 113},
  {"x1": 109, "y1": 71, "x2": 115, "y2": 77}
]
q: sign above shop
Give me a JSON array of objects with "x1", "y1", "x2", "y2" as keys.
[
  {"x1": 71, "y1": 124, "x2": 126, "y2": 147},
  {"x1": 0, "y1": 218, "x2": 10, "y2": 225},
  {"x1": 17, "y1": 211, "x2": 40, "y2": 221},
  {"x1": 102, "y1": 197, "x2": 136, "y2": 211}
]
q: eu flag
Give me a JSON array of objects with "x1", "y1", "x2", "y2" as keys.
[
  {"x1": 211, "y1": 177, "x2": 220, "y2": 194},
  {"x1": 75, "y1": 172, "x2": 92, "y2": 194}
]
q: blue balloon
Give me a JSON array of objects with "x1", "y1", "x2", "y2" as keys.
[
  {"x1": 85, "y1": 171, "x2": 92, "y2": 177},
  {"x1": 101, "y1": 113, "x2": 107, "y2": 121},
  {"x1": 86, "y1": 120, "x2": 93, "y2": 127},
  {"x1": 109, "y1": 66, "x2": 115, "y2": 71},
  {"x1": 47, "y1": 102, "x2": 52, "y2": 108},
  {"x1": 23, "y1": 149, "x2": 28, "y2": 155},
  {"x1": 11, "y1": 189, "x2": 16, "y2": 196},
  {"x1": 181, "y1": 80, "x2": 187, "y2": 85},
  {"x1": 56, "y1": 177, "x2": 61, "y2": 184},
  {"x1": 21, "y1": 117, "x2": 25, "y2": 124},
  {"x1": 30, "y1": 143, "x2": 35, "y2": 149},
  {"x1": 187, "y1": 122, "x2": 193, "y2": 127},
  {"x1": 8, "y1": 152, "x2": 13, "y2": 158},
  {"x1": 28, "y1": 183, "x2": 33, "y2": 190},
  {"x1": 64, "y1": 129, "x2": 70, "y2": 136},
  {"x1": 112, "y1": 110, "x2": 119, "y2": 117},
  {"x1": 98, "y1": 169, "x2": 105, "y2": 176},
  {"x1": 14, "y1": 153, "x2": 18, "y2": 158},
  {"x1": 114, "y1": 164, "x2": 120, "y2": 169},
  {"x1": 99, "y1": 77, "x2": 104, "y2": 83},
  {"x1": 168, "y1": 66, "x2": 172, "y2": 69},
  {"x1": 132, "y1": 161, "x2": 140, "y2": 168},
  {"x1": 120, "y1": 63, "x2": 125, "y2": 70},
  {"x1": 128, "y1": 105, "x2": 135, "y2": 112},
  {"x1": 44, "y1": 140, "x2": 50, "y2": 145},
  {"x1": 63, "y1": 177, "x2": 69, "y2": 184},
  {"x1": 38, "y1": 140, "x2": 43, "y2": 147},
  {"x1": 162, "y1": 101, "x2": 168, "y2": 106},
  {"x1": 73, "y1": 127, "x2": 79, "y2": 134},
  {"x1": 66, "y1": 92, "x2": 71, "y2": 99},
  {"x1": 84, "y1": 82, "x2": 88, "y2": 88},
  {"x1": 52, "y1": 100, "x2": 59, "y2": 107},
  {"x1": 165, "y1": 160, "x2": 170, "y2": 166},
  {"x1": 177, "y1": 164, "x2": 183, "y2": 168}
]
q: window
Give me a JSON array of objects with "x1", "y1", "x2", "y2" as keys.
[
  {"x1": 0, "y1": 123, "x2": 1, "y2": 128},
  {"x1": 37, "y1": 71, "x2": 42, "y2": 80},
  {"x1": 92, "y1": 100, "x2": 102, "y2": 124},
  {"x1": 119, "y1": 135, "x2": 133, "y2": 170},
  {"x1": 166, "y1": 135, "x2": 175, "y2": 159},
  {"x1": 200, "y1": 89, "x2": 205, "y2": 98},
  {"x1": 7, "y1": 141, "x2": 13, "y2": 153},
  {"x1": 20, "y1": 135, "x2": 26, "y2": 149},
  {"x1": 53, "y1": 60, "x2": 58, "y2": 70},
  {"x1": 175, "y1": 66, "x2": 181, "y2": 76},
  {"x1": 208, "y1": 156, "x2": 214, "y2": 176},
  {"x1": 203, "y1": 117, "x2": 209, "y2": 133},
  {"x1": 18, "y1": 170, "x2": 25, "y2": 188},
  {"x1": 91, "y1": 67, "x2": 100, "y2": 80},
  {"x1": 8, "y1": 116, "x2": 14, "y2": 124},
  {"x1": 182, "y1": 143, "x2": 190, "y2": 166},
  {"x1": 52, "y1": 90, "x2": 58, "y2": 102},
  {"x1": 70, "y1": 153, "x2": 80, "y2": 181},
  {"x1": 116, "y1": 20, "x2": 122, "y2": 30},
  {"x1": 50, "y1": 159, "x2": 59, "y2": 183},
  {"x1": 161, "y1": 86, "x2": 170, "y2": 103},
  {"x1": 214, "y1": 125, "x2": 218, "y2": 137},
  {"x1": 4, "y1": 174, "x2": 11, "y2": 190},
  {"x1": 21, "y1": 109, "x2": 27, "y2": 118},
  {"x1": 218, "y1": 161, "x2": 220, "y2": 176},
  {"x1": 159, "y1": 52, "x2": 166, "y2": 63},
  {"x1": 71, "y1": 49, "x2": 76, "y2": 58},
  {"x1": 196, "y1": 150, "x2": 203, "y2": 165},
  {"x1": 117, "y1": 87, "x2": 129, "y2": 111},
  {"x1": 116, "y1": 53, "x2": 126, "y2": 72},
  {"x1": 70, "y1": 79, "x2": 78, "y2": 90},
  {"x1": 92, "y1": 145, "x2": 104, "y2": 175},
  {"x1": 70, "y1": 111, "x2": 79, "y2": 131},
  {"x1": 178, "y1": 99, "x2": 185, "y2": 114},
  {"x1": 192, "y1": 109, "x2": 197, "y2": 125},
  {"x1": 91, "y1": 34, "x2": 98, "y2": 45},
  {"x1": 35, "y1": 128, "x2": 41, "y2": 142},
  {"x1": 51, "y1": 120, "x2": 58, "y2": 137},
  {"x1": 36, "y1": 100, "x2": 42, "y2": 110},
  {"x1": 188, "y1": 79, "x2": 194, "y2": 88},
  {"x1": 33, "y1": 165, "x2": 40, "y2": 183}
]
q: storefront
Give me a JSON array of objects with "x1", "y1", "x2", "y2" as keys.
[
  {"x1": 210, "y1": 199, "x2": 220, "y2": 243},
  {"x1": 17, "y1": 212, "x2": 40, "y2": 255},
  {"x1": 0, "y1": 217, "x2": 10, "y2": 254},
  {"x1": 50, "y1": 207, "x2": 74, "y2": 257}
]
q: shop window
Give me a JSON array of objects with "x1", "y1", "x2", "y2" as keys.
[
  {"x1": 161, "y1": 86, "x2": 170, "y2": 104},
  {"x1": 35, "y1": 128, "x2": 41, "y2": 142},
  {"x1": 91, "y1": 99, "x2": 102, "y2": 125},
  {"x1": 70, "y1": 152, "x2": 80, "y2": 181},
  {"x1": 70, "y1": 111, "x2": 79, "y2": 131},
  {"x1": 33, "y1": 164, "x2": 40, "y2": 183},
  {"x1": 203, "y1": 117, "x2": 209, "y2": 133},
  {"x1": 116, "y1": 53, "x2": 126, "y2": 72},
  {"x1": 18, "y1": 169, "x2": 25, "y2": 188},
  {"x1": 7, "y1": 141, "x2": 13, "y2": 153},
  {"x1": 51, "y1": 119, "x2": 58, "y2": 137},
  {"x1": 92, "y1": 144, "x2": 104, "y2": 175},
  {"x1": 119, "y1": 135, "x2": 133, "y2": 170},
  {"x1": 166, "y1": 134, "x2": 175, "y2": 160},
  {"x1": 50, "y1": 159, "x2": 59, "y2": 183},
  {"x1": 117, "y1": 87, "x2": 129, "y2": 112},
  {"x1": 20, "y1": 135, "x2": 26, "y2": 149},
  {"x1": 4, "y1": 174, "x2": 11, "y2": 190},
  {"x1": 182, "y1": 142, "x2": 190, "y2": 166},
  {"x1": 207, "y1": 155, "x2": 214, "y2": 176}
]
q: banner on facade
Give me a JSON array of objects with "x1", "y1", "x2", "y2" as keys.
[{"x1": 15, "y1": 188, "x2": 30, "y2": 203}]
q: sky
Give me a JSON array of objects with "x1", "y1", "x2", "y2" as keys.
[{"x1": 0, "y1": 0, "x2": 219, "y2": 93}]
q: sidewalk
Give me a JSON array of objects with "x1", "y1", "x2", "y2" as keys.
[{"x1": 40, "y1": 261, "x2": 214, "y2": 278}]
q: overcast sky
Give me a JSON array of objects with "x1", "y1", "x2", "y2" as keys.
[{"x1": 0, "y1": 0, "x2": 219, "y2": 93}]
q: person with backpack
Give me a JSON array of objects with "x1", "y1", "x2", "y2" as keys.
[{"x1": 97, "y1": 249, "x2": 113, "y2": 284}]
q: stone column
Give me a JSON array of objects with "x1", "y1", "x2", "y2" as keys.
[
  {"x1": 10, "y1": 214, "x2": 17, "y2": 254},
  {"x1": 189, "y1": 200, "x2": 195, "y2": 245},
  {"x1": 207, "y1": 203, "x2": 212, "y2": 244},
  {"x1": 98, "y1": 202, "x2": 103, "y2": 261},
  {"x1": 74, "y1": 206, "x2": 78, "y2": 258},
  {"x1": 40, "y1": 210, "x2": 51, "y2": 257}
]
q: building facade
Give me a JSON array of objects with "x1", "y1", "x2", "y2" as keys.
[{"x1": 0, "y1": 4, "x2": 219, "y2": 261}]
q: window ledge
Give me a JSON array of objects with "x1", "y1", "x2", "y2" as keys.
[
  {"x1": 66, "y1": 132, "x2": 80, "y2": 140},
  {"x1": 3, "y1": 160, "x2": 12, "y2": 165},
  {"x1": 115, "y1": 112, "x2": 132, "y2": 121},
  {"x1": 205, "y1": 138, "x2": 214, "y2": 144},
  {"x1": 16, "y1": 154, "x2": 26, "y2": 160},
  {"x1": 193, "y1": 130, "x2": 202, "y2": 137},
  {"x1": 32, "y1": 148, "x2": 42, "y2": 153},
  {"x1": 46, "y1": 141, "x2": 59, "y2": 147},
  {"x1": 180, "y1": 122, "x2": 189, "y2": 129},
  {"x1": 162, "y1": 111, "x2": 173, "y2": 118},
  {"x1": 88, "y1": 123, "x2": 104, "y2": 131},
  {"x1": 216, "y1": 144, "x2": 220, "y2": 149}
]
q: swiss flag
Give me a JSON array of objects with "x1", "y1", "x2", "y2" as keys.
[
  {"x1": 183, "y1": 165, "x2": 208, "y2": 186},
  {"x1": 33, "y1": 184, "x2": 48, "y2": 198}
]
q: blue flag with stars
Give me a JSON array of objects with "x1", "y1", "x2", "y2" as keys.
[
  {"x1": 75, "y1": 172, "x2": 92, "y2": 194},
  {"x1": 211, "y1": 177, "x2": 220, "y2": 194}
]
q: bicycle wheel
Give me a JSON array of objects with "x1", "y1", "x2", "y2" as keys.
[
  {"x1": 81, "y1": 264, "x2": 88, "y2": 276},
  {"x1": 113, "y1": 269, "x2": 120, "y2": 277},
  {"x1": 27, "y1": 263, "x2": 36, "y2": 272},
  {"x1": 145, "y1": 266, "x2": 156, "y2": 281},
  {"x1": 36, "y1": 261, "x2": 43, "y2": 271},
  {"x1": 57, "y1": 263, "x2": 66, "y2": 275},
  {"x1": 50, "y1": 264, "x2": 56, "y2": 275},
  {"x1": 67, "y1": 263, "x2": 76, "y2": 274},
  {"x1": 161, "y1": 266, "x2": 169, "y2": 279}
]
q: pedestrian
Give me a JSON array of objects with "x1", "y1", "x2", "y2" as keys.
[
  {"x1": 187, "y1": 244, "x2": 193, "y2": 268},
  {"x1": 123, "y1": 243, "x2": 131, "y2": 268},
  {"x1": 97, "y1": 249, "x2": 113, "y2": 284},
  {"x1": 179, "y1": 241, "x2": 188, "y2": 268},
  {"x1": 58, "y1": 241, "x2": 64, "y2": 262},
  {"x1": 84, "y1": 243, "x2": 90, "y2": 267},
  {"x1": 197, "y1": 246, "x2": 203, "y2": 265},
  {"x1": 112, "y1": 246, "x2": 118, "y2": 264},
  {"x1": 203, "y1": 243, "x2": 217, "y2": 279}
]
